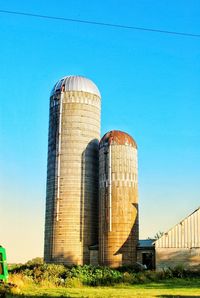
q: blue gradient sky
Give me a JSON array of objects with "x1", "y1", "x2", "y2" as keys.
[{"x1": 0, "y1": 0, "x2": 200, "y2": 263}]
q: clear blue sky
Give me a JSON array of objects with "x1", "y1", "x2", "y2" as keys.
[{"x1": 0, "y1": 0, "x2": 200, "y2": 263}]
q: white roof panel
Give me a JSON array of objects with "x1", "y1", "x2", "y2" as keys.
[{"x1": 51, "y1": 75, "x2": 101, "y2": 97}]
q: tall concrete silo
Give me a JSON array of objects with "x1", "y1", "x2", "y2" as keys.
[
  {"x1": 99, "y1": 130, "x2": 138, "y2": 267},
  {"x1": 44, "y1": 76, "x2": 101, "y2": 265}
]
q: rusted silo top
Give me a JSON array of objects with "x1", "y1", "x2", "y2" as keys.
[{"x1": 99, "y1": 130, "x2": 137, "y2": 149}]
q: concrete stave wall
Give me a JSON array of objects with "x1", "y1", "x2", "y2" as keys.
[
  {"x1": 44, "y1": 90, "x2": 101, "y2": 265},
  {"x1": 99, "y1": 138, "x2": 138, "y2": 267}
]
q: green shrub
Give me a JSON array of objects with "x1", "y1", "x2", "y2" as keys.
[
  {"x1": 66, "y1": 265, "x2": 122, "y2": 286},
  {"x1": 161, "y1": 265, "x2": 186, "y2": 279},
  {"x1": 122, "y1": 272, "x2": 137, "y2": 284},
  {"x1": 171, "y1": 264, "x2": 185, "y2": 278},
  {"x1": 135, "y1": 272, "x2": 150, "y2": 283},
  {"x1": 9, "y1": 262, "x2": 200, "y2": 288},
  {"x1": 144, "y1": 270, "x2": 160, "y2": 282},
  {"x1": 26, "y1": 257, "x2": 44, "y2": 266},
  {"x1": 0, "y1": 283, "x2": 8, "y2": 296},
  {"x1": 10, "y1": 263, "x2": 68, "y2": 285},
  {"x1": 65, "y1": 277, "x2": 83, "y2": 288},
  {"x1": 117, "y1": 263, "x2": 145, "y2": 273}
]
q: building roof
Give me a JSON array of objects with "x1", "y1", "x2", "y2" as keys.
[
  {"x1": 155, "y1": 206, "x2": 200, "y2": 248},
  {"x1": 99, "y1": 130, "x2": 137, "y2": 148},
  {"x1": 50, "y1": 75, "x2": 101, "y2": 97},
  {"x1": 138, "y1": 239, "x2": 155, "y2": 248}
]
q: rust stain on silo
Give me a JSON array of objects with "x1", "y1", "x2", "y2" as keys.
[{"x1": 99, "y1": 130, "x2": 137, "y2": 149}]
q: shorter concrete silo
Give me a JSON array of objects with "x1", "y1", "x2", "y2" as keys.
[{"x1": 99, "y1": 130, "x2": 138, "y2": 267}]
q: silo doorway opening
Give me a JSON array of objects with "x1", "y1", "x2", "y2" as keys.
[{"x1": 142, "y1": 252, "x2": 154, "y2": 270}]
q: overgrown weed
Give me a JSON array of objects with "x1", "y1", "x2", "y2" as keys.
[{"x1": 8, "y1": 261, "x2": 200, "y2": 290}]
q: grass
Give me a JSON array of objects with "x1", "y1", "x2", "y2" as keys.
[{"x1": 4, "y1": 278, "x2": 200, "y2": 297}]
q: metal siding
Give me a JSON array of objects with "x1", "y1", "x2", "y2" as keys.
[
  {"x1": 155, "y1": 207, "x2": 200, "y2": 248},
  {"x1": 51, "y1": 76, "x2": 101, "y2": 97}
]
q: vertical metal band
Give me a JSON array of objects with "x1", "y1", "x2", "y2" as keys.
[
  {"x1": 108, "y1": 145, "x2": 112, "y2": 232},
  {"x1": 56, "y1": 92, "x2": 63, "y2": 221}
]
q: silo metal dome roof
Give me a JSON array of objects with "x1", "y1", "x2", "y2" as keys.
[
  {"x1": 51, "y1": 75, "x2": 101, "y2": 97},
  {"x1": 100, "y1": 130, "x2": 137, "y2": 149}
]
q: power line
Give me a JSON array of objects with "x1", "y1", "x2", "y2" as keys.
[{"x1": 0, "y1": 8, "x2": 200, "y2": 38}]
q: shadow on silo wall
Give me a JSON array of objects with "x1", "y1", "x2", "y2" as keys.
[
  {"x1": 116, "y1": 202, "x2": 139, "y2": 265},
  {"x1": 50, "y1": 251, "x2": 81, "y2": 265},
  {"x1": 80, "y1": 139, "x2": 99, "y2": 264},
  {"x1": 44, "y1": 103, "x2": 59, "y2": 262}
]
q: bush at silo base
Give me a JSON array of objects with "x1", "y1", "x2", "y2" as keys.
[{"x1": 8, "y1": 262, "x2": 200, "y2": 288}]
